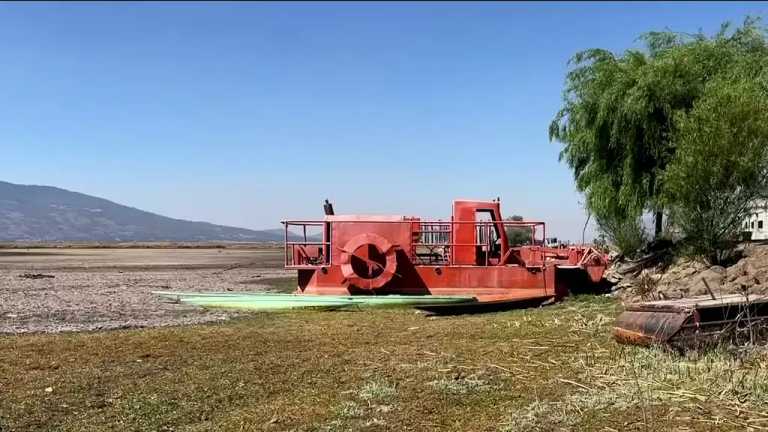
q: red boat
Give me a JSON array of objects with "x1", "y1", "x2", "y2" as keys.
[{"x1": 282, "y1": 199, "x2": 608, "y2": 305}]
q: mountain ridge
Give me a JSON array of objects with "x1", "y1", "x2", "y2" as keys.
[{"x1": 0, "y1": 180, "x2": 292, "y2": 242}]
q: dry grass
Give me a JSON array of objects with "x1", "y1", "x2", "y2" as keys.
[{"x1": 1, "y1": 296, "x2": 768, "y2": 431}]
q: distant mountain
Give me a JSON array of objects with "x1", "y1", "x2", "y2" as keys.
[{"x1": 0, "y1": 181, "x2": 291, "y2": 242}]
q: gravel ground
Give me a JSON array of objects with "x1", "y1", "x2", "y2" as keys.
[{"x1": 0, "y1": 248, "x2": 291, "y2": 334}]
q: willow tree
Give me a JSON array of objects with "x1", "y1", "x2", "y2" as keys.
[{"x1": 549, "y1": 17, "x2": 768, "y2": 253}]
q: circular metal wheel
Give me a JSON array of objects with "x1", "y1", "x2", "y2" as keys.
[{"x1": 339, "y1": 233, "x2": 398, "y2": 290}]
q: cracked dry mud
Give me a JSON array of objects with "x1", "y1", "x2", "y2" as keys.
[{"x1": 0, "y1": 248, "x2": 291, "y2": 334}]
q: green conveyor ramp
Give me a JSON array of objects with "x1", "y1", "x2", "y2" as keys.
[{"x1": 153, "y1": 291, "x2": 475, "y2": 311}]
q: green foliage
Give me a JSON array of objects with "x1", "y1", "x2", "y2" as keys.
[
  {"x1": 505, "y1": 215, "x2": 531, "y2": 246},
  {"x1": 594, "y1": 212, "x2": 647, "y2": 259},
  {"x1": 551, "y1": 17, "x2": 768, "y2": 257},
  {"x1": 663, "y1": 78, "x2": 768, "y2": 263}
]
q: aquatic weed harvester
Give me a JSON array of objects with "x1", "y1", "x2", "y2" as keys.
[{"x1": 157, "y1": 199, "x2": 609, "y2": 313}]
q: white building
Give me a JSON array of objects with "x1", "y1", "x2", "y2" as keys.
[{"x1": 744, "y1": 199, "x2": 768, "y2": 240}]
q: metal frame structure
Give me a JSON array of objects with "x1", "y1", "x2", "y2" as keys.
[{"x1": 283, "y1": 219, "x2": 546, "y2": 268}]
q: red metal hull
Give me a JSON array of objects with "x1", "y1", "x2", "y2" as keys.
[{"x1": 298, "y1": 263, "x2": 556, "y2": 299}]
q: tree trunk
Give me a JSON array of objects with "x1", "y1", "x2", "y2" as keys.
[
  {"x1": 582, "y1": 212, "x2": 591, "y2": 245},
  {"x1": 654, "y1": 211, "x2": 663, "y2": 239}
]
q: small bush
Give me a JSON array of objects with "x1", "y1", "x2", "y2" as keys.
[
  {"x1": 334, "y1": 401, "x2": 364, "y2": 419},
  {"x1": 358, "y1": 381, "x2": 396, "y2": 402},
  {"x1": 595, "y1": 213, "x2": 648, "y2": 258},
  {"x1": 428, "y1": 375, "x2": 491, "y2": 395}
]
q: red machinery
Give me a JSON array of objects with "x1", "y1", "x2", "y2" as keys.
[{"x1": 282, "y1": 199, "x2": 608, "y2": 304}]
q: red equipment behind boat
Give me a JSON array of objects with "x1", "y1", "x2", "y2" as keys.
[{"x1": 282, "y1": 199, "x2": 608, "y2": 303}]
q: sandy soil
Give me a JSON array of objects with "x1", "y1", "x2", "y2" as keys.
[{"x1": 0, "y1": 248, "x2": 291, "y2": 334}]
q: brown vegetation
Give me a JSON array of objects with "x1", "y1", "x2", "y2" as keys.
[{"x1": 3, "y1": 297, "x2": 768, "y2": 431}]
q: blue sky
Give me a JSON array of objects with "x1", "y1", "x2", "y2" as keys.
[{"x1": 1, "y1": 2, "x2": 764, "y2": 240}]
